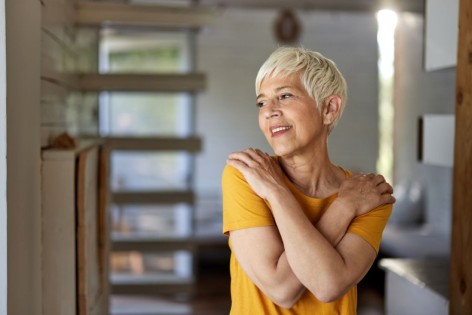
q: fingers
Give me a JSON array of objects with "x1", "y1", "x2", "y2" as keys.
[
  {"x1": 349, "y1": 172, "x2": 395, "y2": 205},
  {"x1": 355, "y1": 173, "x2": 388, "y2": 187},
  {"x1": 226, "y1": 157, "x2": 249, "y2": 171},
  {"x1": 372, "y1": 174, "x2": 386, "y2": 187},
  {"x1": 246, "y1": 148, "x2": 269, "y2": 163},
  {"x1": 375, "y1": 179, "x2": 395, "y2": 205},
  {"x1": 381, "y1": 193, "x2": 396, "y2": 205},
  {"x1": 377, "y1": 182, "x2": 393, "y2": 195},
  {"x1": 227, "y1": 148, "x2": 270, "y2": 168},
  {"x1": 352, "y1": 173, "x2": 376, "y2": 182}
]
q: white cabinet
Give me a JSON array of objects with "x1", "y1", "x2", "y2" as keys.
[
  {"x1": 380, "y1": 259, "x2": 449, "y2": 315},
  {"x1": 419, "y1": 114, "x2": 455, "y2": 167}
]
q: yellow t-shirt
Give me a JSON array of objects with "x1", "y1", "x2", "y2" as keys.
[{"x1": 222, "y1": 164, "x2": 392, "y2": 315}]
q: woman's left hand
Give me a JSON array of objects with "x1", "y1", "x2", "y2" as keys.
[
  {"x1": 226, "y1": 148, "x2": 287, "y2": 200},
  {"x1": 337, "y1": 173, "x2": 395, "y2": 217}
]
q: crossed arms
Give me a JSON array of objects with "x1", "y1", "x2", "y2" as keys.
[{"x1": 225, "y1": 149, "x2": 395, "y2": 308}]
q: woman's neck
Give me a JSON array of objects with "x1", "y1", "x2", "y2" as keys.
[{"x1": 278, "y1": 152, "x2": 345, "y2": 198}]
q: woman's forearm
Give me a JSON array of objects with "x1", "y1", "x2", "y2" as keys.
[
  {"x1": 249, "y1": 195, "x2": 357, "y2": 306},
  {"x1": 315, "y1": 198, "x2": 356, "y2": 246},
  {"x1": 267, "y1": 187, "x2": 361, "y2": 302}
]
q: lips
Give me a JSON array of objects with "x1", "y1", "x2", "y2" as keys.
[{"x1": 270, "y1": 125, "x2": 292, "y2": 137}]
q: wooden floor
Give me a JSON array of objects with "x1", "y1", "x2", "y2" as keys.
[
  {"x1": 110, "y1": 248, "x2": 232, "y2": 315},
  {"x1": 110, "y1": 250, "x2": 385, "y2": 315}
]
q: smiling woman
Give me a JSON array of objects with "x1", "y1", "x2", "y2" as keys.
[{"x1": 222, "y1": 47, "x2": 395, "y2": 314}]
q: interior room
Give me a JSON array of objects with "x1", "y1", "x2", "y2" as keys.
[{"x1": 2, "y1": 0, "x2": 471, "y2": 314}]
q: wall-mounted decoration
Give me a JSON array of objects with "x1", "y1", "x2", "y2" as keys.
[{"x1": 274, "y1": 9, "x2": 302, "y2": 45}]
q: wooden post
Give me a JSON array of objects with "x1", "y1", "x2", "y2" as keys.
[{"x1": 450, "y1": 0, "x2": 472, "y2": 313}]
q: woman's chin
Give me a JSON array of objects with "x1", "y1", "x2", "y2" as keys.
[{"x1": 272, "y1": 147, "x2": 293, "y2": 158}]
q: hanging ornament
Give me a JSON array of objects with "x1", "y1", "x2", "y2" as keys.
[{"x1": 274, "y1": 9, "x2": 302, "y2": 45}]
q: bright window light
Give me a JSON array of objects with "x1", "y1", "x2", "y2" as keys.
[{"x1": 376, "y1": 9, "x2": 398, "y2": 184}]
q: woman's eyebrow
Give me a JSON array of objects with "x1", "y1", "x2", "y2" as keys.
[
  {"x1": 257, "y1": 86, "x2": 293, "y2": 99},
  {"x1": 275, "y1": 86, "x2": 292, "y2": 92}
]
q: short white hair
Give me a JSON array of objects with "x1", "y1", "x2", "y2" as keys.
[{"x1": 255, "y1": 47, "x2": 347, "y2": 132}]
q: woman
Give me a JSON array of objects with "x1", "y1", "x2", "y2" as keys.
[{"x1": 222, "y1": 47, "x2": 395, "y2": 314}]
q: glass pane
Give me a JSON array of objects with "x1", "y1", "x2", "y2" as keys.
[
  {"x1": 100, "y1": 31, "x2": 191, "y2": 74},
  {"x1": 100, "y1": 92, "x2": 191, "y2": 136},
  {"x1": 110, "y1": 250, "x2": 193, "y2": 278},
  {"x1": 111, "y1": 151, "x2": 191, "y2": 192},
  {"x1": 111, "y1": 204, "x2": 192, "y2": 238}
]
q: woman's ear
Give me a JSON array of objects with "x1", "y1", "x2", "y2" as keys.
[{"x1": 322, "y1": 95, "x2": 342, "y2": 126}]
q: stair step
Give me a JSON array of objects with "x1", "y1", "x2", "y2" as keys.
[
  {"x1": 104, "y1": 136, "x2": 202, "y2": 152},
  {"x1": 76, "y1": 2, "x2": 217, "y2": 28},
  {"x1": 111, "y1": 191, "x2": 194, "y2": 205},
  {"x1": 110, "y1": 295, "x2": 192, "y2": 315},
  {"x1": 78, "y1": 73, "x2": 206, "y2": 92},
  {"x1": 111, "y1": 273, "x2": 195, "y2": 295},
  {"x1": 112, "y1": 235, "x2": 196, "y2": 252}
]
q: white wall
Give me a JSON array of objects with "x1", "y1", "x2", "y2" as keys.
[
  {"x1": 0, "y1": 1, "x2": 6, "y2": 313},
  {"x1": 195, "y1": 8, "x2": 379, "y2": 194},
  {"x1": 41, "y1": 5, "x2": 99, "y2": 146},
  {"x1": 6, "y1": 1, "x2": 42, "y2": 314},
  {"x1": 394, "y1": 13, "x2": 456, "y2": 235}
]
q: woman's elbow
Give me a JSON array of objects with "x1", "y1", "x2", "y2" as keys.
[
  {"x1": 271, "y1": 293, "x2": 299, "y2": 309},
  {"x1": 310, "y1": 281, "x2": 349, "y2": 303},
  {"x1": 267, "y1": 286, "x2": 304, "y2": 309},
  {"x1": 274, "y1": 299, "x2": 297, "y2": 309},
  {"x1": 315, "y1": 290, "x2": 343, "y2": 303}
]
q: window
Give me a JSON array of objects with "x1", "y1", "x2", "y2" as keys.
[{"x1": 99, "y1": 29, "x2": 196, "y2": 292}]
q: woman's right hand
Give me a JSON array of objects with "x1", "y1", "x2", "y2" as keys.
[
  {"x1": 337, "y1": 173, "x2": 395, "y2": 217},
  {"x1": 226, "y1": 148, "x2": 287, "y2": 200}
]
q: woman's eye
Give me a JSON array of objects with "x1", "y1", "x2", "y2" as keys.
[
  {"x1": 280, "y1": 93, "x2": 293, "y2": 100},
  {"x1": 256, "y1": 101, "x2": 265, "y2": 108}
]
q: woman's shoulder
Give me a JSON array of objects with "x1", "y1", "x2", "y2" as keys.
[
  {"x1": 222, "y1": 155, "x2": 279, "y2": 177},
  {"x1": 221, "y1": 164, "x2": 248, "y2": 189},
  {"x1": 222, "y1": 163, "x2": 242, "y2": 177}
]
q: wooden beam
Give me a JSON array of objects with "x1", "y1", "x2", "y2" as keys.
[
  {"x1": 104, "y1": 136, "x2": 202, "y2": 152},
  {"x1": 75, "y1": 2, "x2": 217, "y2": 28},
  {"x1": 450, "y1": 0, "x2": 472, "y2": 313},
  {"x1": 78, "y1": 73, "x2": 206, "y2": 92},
  {"x1": 198, "y1": 0, "x2": 424, "y2": 13}
]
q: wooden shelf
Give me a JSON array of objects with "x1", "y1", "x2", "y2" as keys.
[
  {"x1": 76, "y1": 2, "x2": 218, "y2": 28},
  {"x1": 78, "y1": 73, "x2": 206, "y2": 92}
]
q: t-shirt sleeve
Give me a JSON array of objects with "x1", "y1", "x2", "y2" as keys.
[
  {"x1": 221, "y1": 164, "x2": 275, "y2": 236},
  {"x1": 347, "y1": 203, "x2": 392, "y2": 253}
]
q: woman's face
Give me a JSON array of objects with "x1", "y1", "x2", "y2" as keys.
[{"x1": 257, "y1": 73, "x2": 328, "y2": 158}]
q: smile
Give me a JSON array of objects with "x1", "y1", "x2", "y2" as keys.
[{"x1": 271, "y1": 125, "x2": 292, "y2": 136}]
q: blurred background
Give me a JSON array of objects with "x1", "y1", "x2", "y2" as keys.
[{"x1": 4, "y1": 0, "x2": 460, "y2": 314}]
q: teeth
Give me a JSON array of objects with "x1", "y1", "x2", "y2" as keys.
[{"x1": 271, "y1": 126, "x2": 291, "y2": 133}]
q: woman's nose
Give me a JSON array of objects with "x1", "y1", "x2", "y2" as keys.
[{"x1": 264, "y1": 106, "x2": 281, "y2": 119}]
